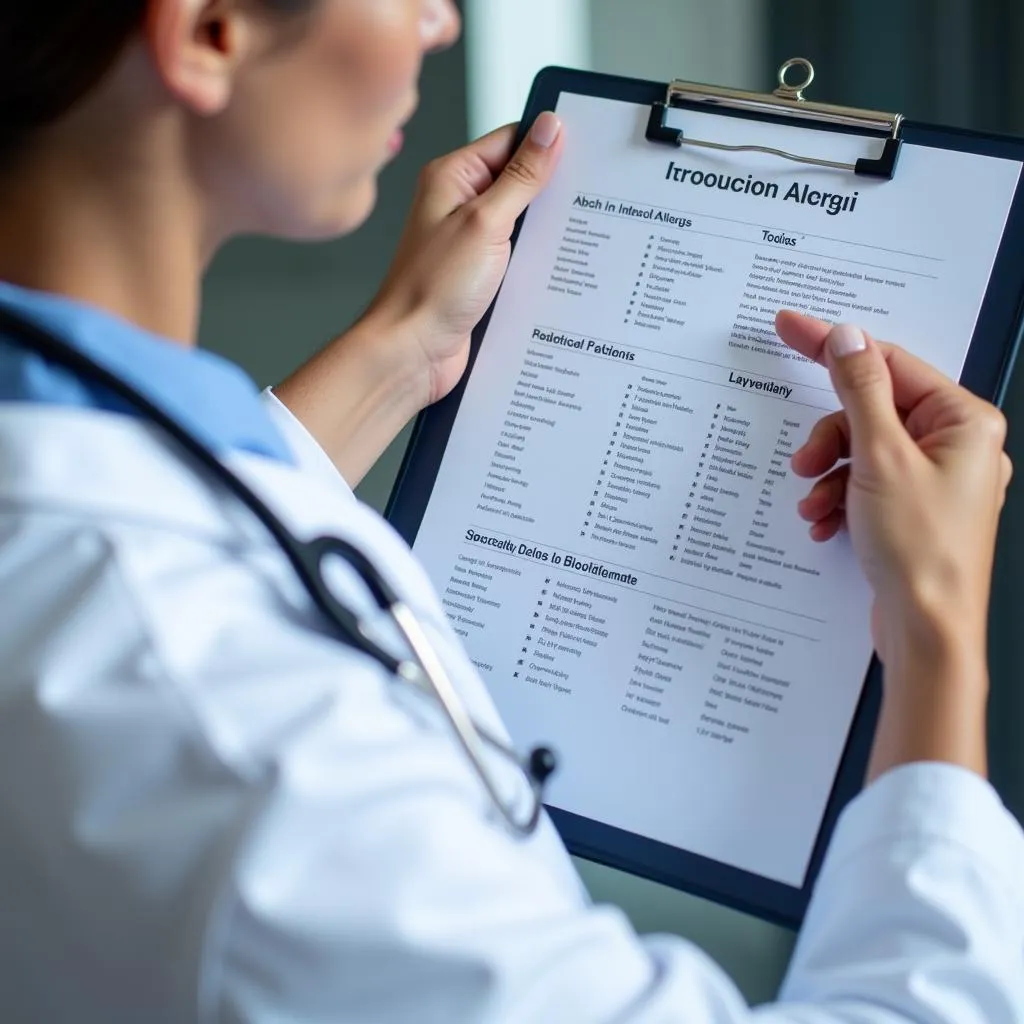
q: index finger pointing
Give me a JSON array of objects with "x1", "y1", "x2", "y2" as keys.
[{"x1": 775, "y1": 309, "x2": 954, "y2": 411}]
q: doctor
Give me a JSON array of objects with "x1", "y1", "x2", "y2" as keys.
[{"x1": 0, "y1": 1, "x2": 1021, "y2": 1021}]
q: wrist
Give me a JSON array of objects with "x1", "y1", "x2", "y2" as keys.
[
  {"x1": 347, "y1": 305, "x2": 433, "y2": 420},
  {"x1": 273, "y1": 308, "x2": 431, "y2": 487},
  {"x1": 879, "y1": 572, "x2": 989, "y2": 678},
  {"x1": 870, "y1": 606, "x2": 990, "y2": 782},
  {"x1": 882, "y1": 602, "x2": 989, "y2": 701}
]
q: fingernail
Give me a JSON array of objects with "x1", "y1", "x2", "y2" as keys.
[
  {"x1": 530, "y1": 111, "x2": 562, "y2": 149},
  {"x1": 828, "y1": 323, "x2": 867, "y2": 358}
]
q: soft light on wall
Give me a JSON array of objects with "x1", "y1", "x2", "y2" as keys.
[{"x1": 463, "y1": 0, "x2": 591, "y2": 137}]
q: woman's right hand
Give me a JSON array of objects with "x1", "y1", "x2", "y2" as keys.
[{"x1": 775, "y1": 311, "x2": 1013, "y2": 779}]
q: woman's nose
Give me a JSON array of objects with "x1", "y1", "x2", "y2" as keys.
[{"x1": 421, "y1": 0, "x2": 461, "y2": 54}]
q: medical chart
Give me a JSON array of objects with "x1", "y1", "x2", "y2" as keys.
[{"x1": 410, "y1": 93, "x2": 1022, "y2": 886}]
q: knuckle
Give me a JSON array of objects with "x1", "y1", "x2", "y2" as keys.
[
  {"x1": 977, "y1": 404, "x2": 1008, "y2": 446},
  {"x1": 805, "y1": 419, "x2": 828, "y2": 448},
  {"x1": 961, "y1": 399, "x2": 1008, "y2": 451},
  {"x1": 822, "y1": 410, "x2": 849, "y2": 443},
  {"x1": 838, "y1": 353, "x2": 888, "y2": 392},
  {"x1": 501, "y1": 155, "x2": 540, "y2": 189},
  {"x1": 462, "y1": 200, "x2": 497, "y2": 235},
  {"x1": 881, "y1": 340, "x2": 913, "y2": 366},
  {"x1": 807, "y1": 419, "x2": 836, "y2": 452},
  {"x1": 819, "y1": 469, "x2": 847, "y2": 501},
  {"x1": 419, "y1": 157, "x2": 447, "y2": 188},
  {"x1": 813, "y1": 410, "x2": 840, "y2": 434}
]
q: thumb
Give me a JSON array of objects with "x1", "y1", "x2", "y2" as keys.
[
  {"x1": 825, "y1": 324, "x2": 906, "y2": 460},
  {"x1": 472, "y1": 111, "x2": 563, "y2": 228}
]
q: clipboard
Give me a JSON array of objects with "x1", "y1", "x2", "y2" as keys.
[{"x1": 386, "y1": 61, "x2": 1024, "y2": 928}]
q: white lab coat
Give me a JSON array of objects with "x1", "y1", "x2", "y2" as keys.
[{"x1": 0, "y1": 394, "x2": 1021, "y2": 1023}]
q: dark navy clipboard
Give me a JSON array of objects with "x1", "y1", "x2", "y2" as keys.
[{"x1": 386, "y1": 65, "x2": 1024, "y2": 929}]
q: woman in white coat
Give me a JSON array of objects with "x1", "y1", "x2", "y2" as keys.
[{"x1": 0, "y1": 1, "x2": 1020, "y2": 1021}]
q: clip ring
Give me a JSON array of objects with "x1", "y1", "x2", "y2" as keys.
[{"x1": 775, "y1": 58, "x2": 815, "y2": 101}]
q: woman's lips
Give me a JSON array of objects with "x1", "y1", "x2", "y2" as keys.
[{"x1": 388, "y1": 97, "x2": 418, "y2": 158}]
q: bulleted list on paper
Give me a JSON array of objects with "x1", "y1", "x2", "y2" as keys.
[{"x1": 411, "y1": 93, "x2": 1021, "y2": 886}]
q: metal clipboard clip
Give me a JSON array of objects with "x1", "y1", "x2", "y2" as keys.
[{"x1": 646, "y1": 58, "x2": 903, "y2": 180}]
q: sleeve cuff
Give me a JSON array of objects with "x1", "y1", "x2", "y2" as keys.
[
  {"x1": 260, "y1": 388, "x2": 356, "y2": 501},
  {"x1": 824, "y1": 762, "x2": 1024, "y2": 898}
]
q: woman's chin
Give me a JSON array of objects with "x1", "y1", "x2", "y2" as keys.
[
  {"x1": 275, "y1": 179, "x2": 381, "y2": 242},
  {"x1": 320, "y1": 180, "x2": 380, "y2": 238}
]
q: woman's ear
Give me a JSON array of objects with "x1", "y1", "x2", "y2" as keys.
[{"x1": 144, "y1": 0, "x2": 255, "y2": 115}]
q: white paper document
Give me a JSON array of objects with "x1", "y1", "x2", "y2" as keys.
[{"x1": 411, "y1": 93, "x2": 1022, "y2": 886}]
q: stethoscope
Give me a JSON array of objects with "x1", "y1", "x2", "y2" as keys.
[{"x1": 0, "y1": 305, "x2": 557, "y2": 836}]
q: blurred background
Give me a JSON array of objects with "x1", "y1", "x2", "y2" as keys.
[{"x1": 199, "y1": 0, "x2": 1024, "y2": 1004}]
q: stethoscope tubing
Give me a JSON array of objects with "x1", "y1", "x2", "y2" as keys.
[
  {"x1": 0, "y1": 304, "x2": 556, "y2": 835},
  {"x1": 0, "y1": 305, "x2": 400, "y2": 670}
]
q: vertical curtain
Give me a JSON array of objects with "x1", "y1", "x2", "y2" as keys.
[{"x1": 767, "y1": 0, "x2": 1024, "y2": 820}]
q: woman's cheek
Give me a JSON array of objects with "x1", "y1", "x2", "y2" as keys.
[{"x1": 324, "y1": 2, "x2": 424, "y2": 117}]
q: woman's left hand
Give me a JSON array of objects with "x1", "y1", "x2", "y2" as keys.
[{"x1": 364, "y1": 112, "x2": 565, "y2": 407}]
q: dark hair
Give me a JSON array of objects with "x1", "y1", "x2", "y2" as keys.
[
  {"x1": 0, "y1": 1, "x2": 309, "y2": 164},
  {"x1": 1, "y1": 3, "x2": 145, "y2": 159}
]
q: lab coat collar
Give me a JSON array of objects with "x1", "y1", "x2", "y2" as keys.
[{"x1": 0, "y1": 404, "x2": 341, "y2": 550}]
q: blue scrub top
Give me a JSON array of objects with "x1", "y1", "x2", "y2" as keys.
[{"x1": 0, "y1": 280, "x2": 293, "y2": 463}]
